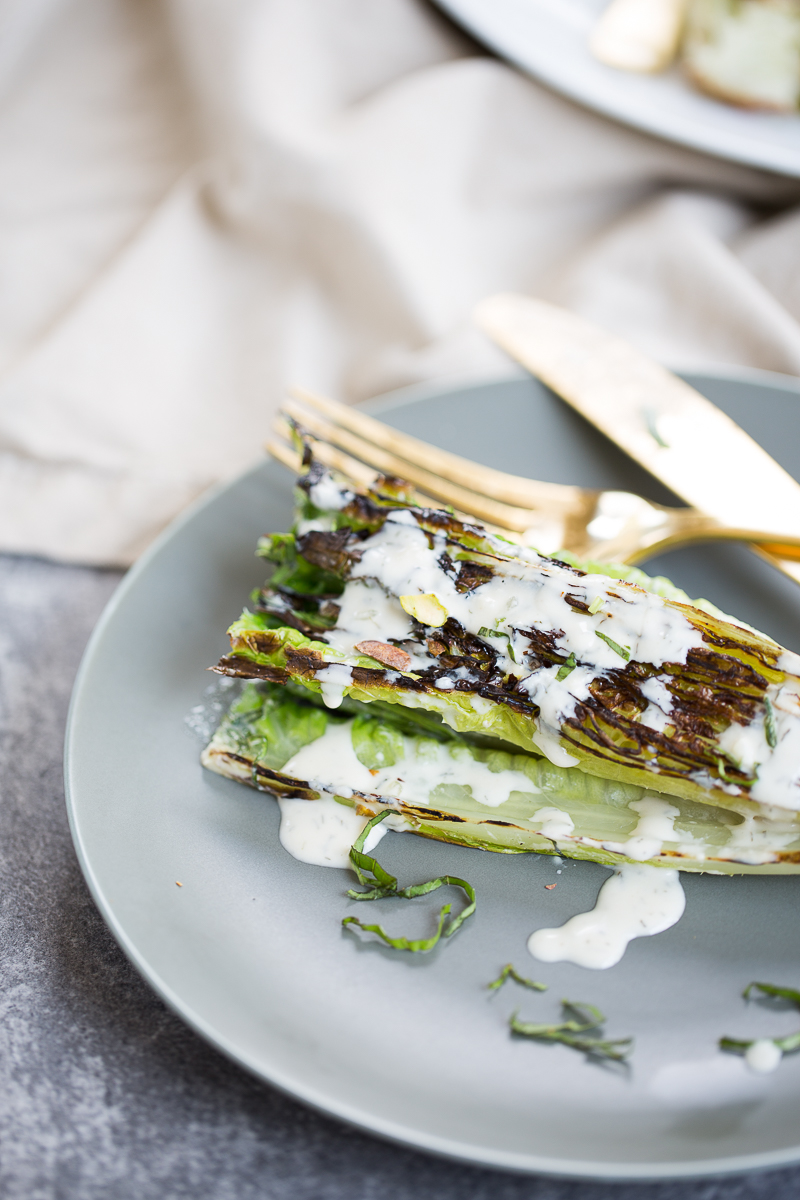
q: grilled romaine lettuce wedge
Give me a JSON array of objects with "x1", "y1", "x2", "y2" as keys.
[
  {"x1": 203, "y1": 681, "x2": 800, "y2": 873},
  {"x1": 212, "y1": 459, "x2": 800, "y2": 828}
]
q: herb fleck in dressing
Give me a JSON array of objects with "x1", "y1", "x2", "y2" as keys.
[{"x1": 527, "y1": 864, "x2": 686, "y2": 970}]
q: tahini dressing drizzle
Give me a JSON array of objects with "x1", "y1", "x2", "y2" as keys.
[{"x1": 527, "y1": 864, "x2": 686, "y2": 969}]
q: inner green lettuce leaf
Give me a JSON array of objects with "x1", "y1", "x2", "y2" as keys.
[{"x1": 202, "y1": 682, "x2": 800, "y2": 875}]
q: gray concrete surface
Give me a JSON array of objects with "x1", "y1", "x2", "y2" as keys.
[{"x1": 2, "y1": 550, "x2": 800, "y2": 1200}]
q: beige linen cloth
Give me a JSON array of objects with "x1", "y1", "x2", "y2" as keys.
[{"x1": 4, "y1": 0, "x2": 800, "y2": 566}]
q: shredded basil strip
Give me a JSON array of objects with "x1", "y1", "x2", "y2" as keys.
[
  {"x1": 343, "y1": 812, "x2": 477, "y2": 950},
  {"x1": 347, "y1": 809, "x2": 398, "y2": 898},
  {"x1": 342, "y1": 908, "x2": 452, "y2": 953},
  {"x1": 744, "y1": 981, "x2": 800, "y2": 1005},
  {"x1": 765, "y1": 697, "x2": 778, "y2": 750},
  {"x1": 555, "y1": 652, "x2": 576, "y2": 682},
  {"x1": 595, "y1": 630, "x2": 630, "y2": 661},
  {"x1": 487, "y1": 964, "x2": 547, "y2": 993},
  {"x1": 511, "y1": 1000, "x2": 633, "y2": 1062},
  {"x1": 717, "y1": 757, "x2": 730, "y2": 783},
  {"x1": 478, "y1": 626, "x2": 518, "y2": 664},
  {"x1": 720, "y1": 981, "x2": 800, "y2": 1057}
]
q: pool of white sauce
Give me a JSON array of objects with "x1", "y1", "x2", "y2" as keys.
[
  {"x1": 277, "y1": 793, "x2": 389, "y2": 868},
  {"x1": 527, "y1": 864, "x2": 686, "y2": 970}
]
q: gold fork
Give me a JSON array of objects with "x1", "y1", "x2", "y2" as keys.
[{"x1": 267, "y1": 387, "x2": 800, "y2": 565}]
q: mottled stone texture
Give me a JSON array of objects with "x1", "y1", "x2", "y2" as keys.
[{"x1": 1, "y1": 551, "x2": 798, "y2": 1200}]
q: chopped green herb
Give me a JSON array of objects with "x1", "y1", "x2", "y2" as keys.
[
  {"x1": 765, "y1": 698, "x2": 778, "y2": 750},
  {"x1": 478, "y1": 626, "x2": 519, "y2": 663},
  {"x1": 487, "y1": 964, "x2": 547, "y2": 993},
  {"x1": 595, "y1": 630, "x2": 630, "y2": 661},
  {"x1": 744, "y1": 981, "x2": 800, "y2": 1005},
  {"x1": 346, "y1": 810, "x2": 398, "y2": 899},
  {"x1": 342, "y1": 813, "x2": 476, "y2": 950},
  {"x1": 717, "y1": 757, "x2": 730, "y2": 783},
  {"x1": 510, "y1": 999, "x2": 633, "y2": 1062},
  {"x1": 555, "y1": 652, "x2": 576, "y2": 682},
  {"x1": 588, "y1": 596, "x2": 604, "y2": 615},
  {"x1": 720, "y1": 981, "x2": 800, "y2": 1058}
]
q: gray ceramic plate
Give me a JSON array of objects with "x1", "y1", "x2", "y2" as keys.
[
  {"x1": 434, "y1": 0, "x2": 800, "y2": 178},
  {"x1": 65, "y1": 369, "x2": 800, "y2": 1181}
]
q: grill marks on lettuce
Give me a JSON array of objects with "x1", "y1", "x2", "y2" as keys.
[
  {"x1": 214, "y1": 471, "x2": 792, "y2": 804},
  {"x1": 559, "y1": 645, "x2": 772, "y2": 792}
]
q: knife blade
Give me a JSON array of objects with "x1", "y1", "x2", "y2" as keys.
[{"x1": 475, "y1": 293, "x2": 800, "y2": 585}]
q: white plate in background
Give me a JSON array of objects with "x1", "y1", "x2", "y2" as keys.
[{"x1": 435, "y1": 0, "x2": 800, "y2": 177}]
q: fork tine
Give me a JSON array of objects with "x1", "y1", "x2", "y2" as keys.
[
  {"x1": 280, "y1": 398, "x2": 542, "y2": 532},
  {"x1": 271, "y1": 418, "x2": 378, "y2": 489},
  {"x1": 289, "y1": 386, "x2": 583, "y2": 512},
  {"x1": 269, "y1": 424, "x2": 505, "y2": 531},
  {"x1": 272, "y1": 417, "x2": 442, "y2": 508}
]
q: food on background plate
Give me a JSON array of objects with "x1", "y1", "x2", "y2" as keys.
[
  {"x1": 591, "y1": 0, "x2": 688, "y2": 73},
  {"x1": 592, "y1": 0, "x2": 800, "y2": 112},
  {"x1": 201, "y1": 454, "x2": 800, "y2": 875},
  {"x1": 684, "y1": 0, "x2": 800, "y2": 109}
]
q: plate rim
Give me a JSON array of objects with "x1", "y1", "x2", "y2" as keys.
[
  {"x1": 64, "y1": 367, "x2": 800, "y2": 1183},
  {"x1": 433, "y1": 0, "x2": 800, "y2": 178}
]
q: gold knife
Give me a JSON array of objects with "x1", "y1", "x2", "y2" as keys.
[{"x1": 475, "y1": 293, "x2": 800, "y2": 584}]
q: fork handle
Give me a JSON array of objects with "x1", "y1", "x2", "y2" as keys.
[{"x1": 626, "y1": 508, "x2": 800, "y2": 564}]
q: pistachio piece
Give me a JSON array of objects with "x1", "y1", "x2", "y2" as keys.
[{"x1": 399, "y1": 593, "x2": 447, "y2": 628}]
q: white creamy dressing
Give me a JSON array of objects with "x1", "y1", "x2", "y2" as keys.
[
  {"x1": 302, "y1": 486, "x2": 800, "y2": 810},
  {"x1": 779, "y1": 650, "x2": 800, "y2": 676},
  {"x1": 351, "y1": 512, "x2": 705, "y2": 670},
  {"x1": 751, "y1": 679, "x2": 800, "y2": 810},
  {"x1": 296, "y1": 514, "x2": 337, "y2": 536},
  {"x1": 720, "y1": 803, "x2": 800, "y2": 865},
  {"x1": 531, "y1": 807, "x2": 575, "y2": 840},
  {"x1": 717, "y1": 717, "x2": 770, "y2": 777},
  {"x1": 744, "y1": 1039, "x2": 783, "y2": 1074},
  {"x1": 601, "y1": 796, "x2": 680, "y2": 862},
  {"x1": 637, "y1": 674, "x2": 674, "y2": 733},
  {"x1": 315, "y1": 663, "x2": 354, "y2": 709},
  {"x1": 325, "y1": 581, "x2": 419, "y2": 658},
  {"x1": 527, "y1": 864, "x2": 686, "y2": 969},
  {"x1": 279, "y1": 714, "x2": 538, "y2": 828},
  {"x1": 308, "y1": 476, "x2": 353, "y2": 512},
  {"x1": 274, "y1": 714, "x2": 551, "y2": 868},
  {"x1": 333, "y1": 510, "x2": 707, "y2": 765},
  {"x1": 277, "y1": 794, "x2": 390, "y2": 868}
]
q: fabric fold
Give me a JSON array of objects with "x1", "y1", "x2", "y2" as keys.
[{"x1": 2, "y1": 0, "x2": 800, "y2": 565}]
